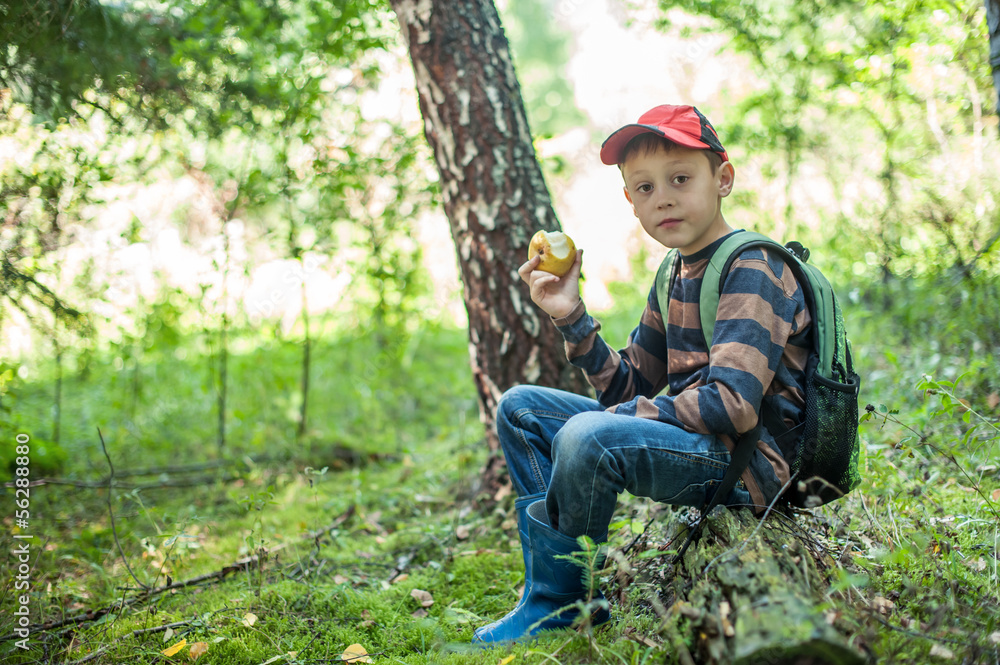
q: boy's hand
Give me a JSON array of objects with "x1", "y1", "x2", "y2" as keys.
[{"x1": 518, "y1": 249, "x2": 583, "y2": 320}]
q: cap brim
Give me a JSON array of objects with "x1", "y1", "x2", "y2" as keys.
[{"x1": 600, "y1": 124, "x2": 717, "y2": 165}]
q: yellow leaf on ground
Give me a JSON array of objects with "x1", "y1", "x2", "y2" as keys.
[
  {"x1": 242, "y1": 612, "x2": 258, "y2": 627},
  {"x1": 188, "y1": 642, "x2": 208, "y2": 661},
  {"x1": 341, "y1": 643, "x2": 373, "y2": 663},
  {"x1": 498, "y1": 655, "x2": 517, "y2": 665},
  {"x1": 161, "y1": 639, "x2": 187, "y2": 657}
]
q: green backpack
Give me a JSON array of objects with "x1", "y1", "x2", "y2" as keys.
[{"x1": 655, "y1": 231, "x2": 862, "y2": 510}]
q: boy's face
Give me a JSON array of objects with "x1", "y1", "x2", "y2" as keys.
[{"x1": 621, "y1": 144, "x2": 735, "y2": 256}]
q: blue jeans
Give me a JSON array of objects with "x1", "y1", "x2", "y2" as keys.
[{"x1": 497, "y1": 385, "x2": 752, "y2": 540}]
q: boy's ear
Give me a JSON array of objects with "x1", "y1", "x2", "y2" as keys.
[
  {"x1": 717, "y1": 161, "x2": 735, "y2": 197},
  {"x1": 622, "y1": 186, "x2": 638, "y2": 217}
]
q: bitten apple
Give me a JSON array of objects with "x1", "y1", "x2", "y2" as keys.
[{"x1": 527, "y1": 230, "x2": 577, "y2": 277}]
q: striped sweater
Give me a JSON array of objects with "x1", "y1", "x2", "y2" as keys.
[{"x1": 552, "y1": 230, "x2": 812, "y2": 508}]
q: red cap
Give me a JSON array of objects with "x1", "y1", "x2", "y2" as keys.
[{"x1": 600, "y1": 104, "x2": 728, "y2": 166}]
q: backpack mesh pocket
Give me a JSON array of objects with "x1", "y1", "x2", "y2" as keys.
[{"x1": 791, "y1": 364, "x2": 862, "y2": 506}]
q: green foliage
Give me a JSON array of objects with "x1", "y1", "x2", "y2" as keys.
[
  {"x1": 499, "y1": 0, "x2": 587, "y2": 138},
  {"x1": 658, "y1": 0, "x2": 998, "y2": 278}
]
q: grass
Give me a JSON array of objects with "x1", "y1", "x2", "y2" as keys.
[{"x1": 1, "y1": 269, "x2": 999, "y2": 663}]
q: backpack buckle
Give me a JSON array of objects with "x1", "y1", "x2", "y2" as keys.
[{"x1": 785, "y1": 241, "x2": 810, "y2": 263}]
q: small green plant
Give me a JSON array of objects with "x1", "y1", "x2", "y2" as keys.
[{"x1": 238, "y1": 486, "x2": 277, "y2": 600}]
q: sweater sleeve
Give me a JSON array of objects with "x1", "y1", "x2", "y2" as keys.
[
  {"x1": 611, "y1": 248, "x2": 806, "y2": 435},
  {"x1": 551, "y1": 286, "x2": 671, "y2": 408}
]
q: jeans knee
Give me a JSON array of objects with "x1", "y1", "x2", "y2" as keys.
[
  {"x1": 497, "y1": 384, "x2": 537, "y2": 424},
  {"x1": 553, "y1": 412, "x2": 609, "y2": 473}
]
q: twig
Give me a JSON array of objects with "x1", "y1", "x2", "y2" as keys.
[
  {"x1": 61, "y1": 620, "x2": 192, "y2": 665},
  {"x1": 5, "y1": 474, "x2": 242, "y2": 490},
  {"x1": 98, "y1": 428, "x2": 149, "y2": 592},
  {"x1": 0, "y1": 508, "x2": 360, "y2": 642},
  {"x1": 868, "y1": 612, "x2": 983, "y2": 649},
  {"x1": 622, "y1": 513, "x2": 657, "y2": 555}
]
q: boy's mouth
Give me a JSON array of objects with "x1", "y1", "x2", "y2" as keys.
[{"x1": 659, "y1": 218, "x2": 682, "y2": 228}]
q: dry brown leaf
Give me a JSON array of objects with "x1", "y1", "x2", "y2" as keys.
[
  {"x1": 411, "y1": 608, "x2": 429, "y2": 618},
  {"x1": 456, "y1": 524, "x2": 471, "y2": 540},
  {"x1": 411, "y1": 588, "x2": 434, "y2": 607},
  {"x1": 391, "y1": 573, "x2": 409, "y2": 584},
  {"x1": 341, "y1": 643, "x2": 373, "y2": 663},
  {"x1": 987, "y1": 392, "x2": 1000, "y2": 410},
  {"x1": 242, "y1": 612, "x2": 258, "y2": 628},
  {"x1": 161, "y1": 639, "x2": 187, "y2": 657},
  {"x1": 188, "y1": 642, "x2": 208, "y2": 661},
  {"x1": 719, "y1": 600, "x2": 734, "y2": 637},
  {"x1": 871, "y1": 596, "x2": 894, "y2": 615},
  {"x1": 991, "y1": 489, "x2": 1000, "y2": 502}
]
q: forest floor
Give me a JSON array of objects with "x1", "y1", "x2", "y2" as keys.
[{"x1": 1, "y1": 292, "x2": 999, "y2": 664}]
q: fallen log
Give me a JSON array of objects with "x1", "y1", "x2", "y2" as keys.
[{"x1": 615, "y1": 506, "x2": 867, "y2": 665}]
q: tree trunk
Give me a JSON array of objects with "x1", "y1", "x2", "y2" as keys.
[
  {"x1": 987, "y1": 0, "x2": 1000, "y2": 133},
  {"x1": 390, "y1": 0, "x2": 590, "y2": 486}
]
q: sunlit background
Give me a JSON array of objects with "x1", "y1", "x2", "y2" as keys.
[{"x1": 4, "y1": 0, "x2": 994, "y2": 360}]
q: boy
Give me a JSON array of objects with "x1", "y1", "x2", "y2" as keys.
[{"x1": 472, "y1": 104, "x2": 811, "y2": 644}]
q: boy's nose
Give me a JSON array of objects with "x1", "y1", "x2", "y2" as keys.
[{"x1": 656, "y1": 193, "x2": 673, "y2": 208}]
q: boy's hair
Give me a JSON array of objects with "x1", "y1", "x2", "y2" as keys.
[{"x1": 618, "y1": 133, "x2": 723, "y2": 174}]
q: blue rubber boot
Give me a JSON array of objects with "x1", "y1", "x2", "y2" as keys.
[
  {"x1": 472, "y1": 499, "x2": 611, "y2": 644},
  {"x1": 472, "y1": 492, "x2": 541, "y2": 641}
]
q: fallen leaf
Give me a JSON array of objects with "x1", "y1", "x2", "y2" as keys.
[
  {"x1": 456, "y1": 524, "x2": 471, "y2": 540},
  {"x1": 188, "y1": 642, "x2": 208, "y2": 661},
  {"x1": 411, "y1": 608, "x2": 429, "y2": 618},
  {"x1": 161, "y1": 639, "x2": 187, "y2": 657},
  {"x1": 333, "y1": 574, "x2": 349, "y2": 585},
  {"x1": 391, "y1": 573, "x2": 409, "y2": 584},
  {"x1": 966, "y1": 557, "x2": 987, "y2": 572},
  {"x1": 342, "y1": 643, "x2": 373, "y2": 663},
  {"x1": 990, "y1": 631, "x2": 1000, "y2": 645},
  {"x1": 493, "y1": 484, "x2": 512, "y2": 502},
  {"x1": 987, "y1": 392, "x2": 1000, "y2": 410},
  {"x1": 411, "y1": 588, "x2": 434, "y2": 607},
  {"x1": 242, "y1": 612, "x2": 258, "y2": 628},
  {"x1": 871, "y1": 596, "x2": 894, "y2": 615},
  {"x1": 992, "y1": 489, "x2": 1000, "y2": 502},
  {"x1": 930, "y1": 643, "x2": 955, "y2": 659},
  {"x1": 498, "y1": 655, "x2": 517, "y2": 665},
  {"x1": 163, "y1": 627, "x2": 175, "y2": 642}
]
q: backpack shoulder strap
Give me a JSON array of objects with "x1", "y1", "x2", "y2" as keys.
[
  {"x1": 654, "y1": 248, "x2": 681, "y2": 315},
  {"x1": 698, "y1": 231, "x2": 779, "y2": 348}
]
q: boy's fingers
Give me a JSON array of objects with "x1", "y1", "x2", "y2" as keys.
[
  {"x1": 518, "y1": 255, "x2": 541, "y2": 283},
  {"x1": 567, "y1": 249, "x2": 583, "y2": 278}
]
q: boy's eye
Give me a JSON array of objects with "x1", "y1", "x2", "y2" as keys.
[
  {"x1": 673, "y1": 175, "x2": 689, "y2": 184},
  {"x1": 637, "y1": 184, "x2": 652, "y2": 193}
]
